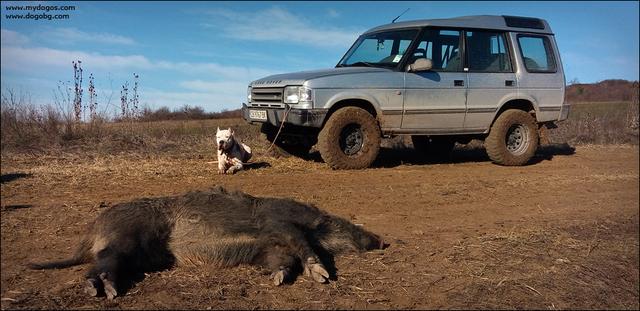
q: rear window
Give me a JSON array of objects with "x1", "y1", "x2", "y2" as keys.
[{"x1": 517, "y1": 35, "x2": 557, "y2": 72}]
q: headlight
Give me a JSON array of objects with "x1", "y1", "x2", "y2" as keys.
[
  {"x1": 283, "y1": 86, "x2": 313, "y2": 104},
  {"x1": 247, "y1": 86, "x2": 252, "y2": 102}
]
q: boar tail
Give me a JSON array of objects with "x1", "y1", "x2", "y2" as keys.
[{"x1": 27, "y1": 239, "x2": 92, "y2": 270}]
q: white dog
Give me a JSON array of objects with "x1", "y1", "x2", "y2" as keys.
[{"x1": 216, "y1": 127, "x2": 252, "y2": 175}]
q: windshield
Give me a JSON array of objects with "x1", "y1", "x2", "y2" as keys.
[{"x1": 338, "y1": 29, "x2": 419, "y2": 68}]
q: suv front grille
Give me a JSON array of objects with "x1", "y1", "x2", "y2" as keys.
[{"x1": 251, "y1": 87, "x2": 283, "y2": 103}]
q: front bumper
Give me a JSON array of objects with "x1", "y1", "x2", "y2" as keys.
[{"x1": 242, "y1": 103, "x2": 327, "y2": 128}]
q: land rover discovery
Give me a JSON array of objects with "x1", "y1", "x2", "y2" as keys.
[{"x1": 242, "y1": 15, "x2": 570, "y2": 169}]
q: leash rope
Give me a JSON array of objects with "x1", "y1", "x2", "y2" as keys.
[{"x1": 265, "y1": 104, "x2": 292, "y2": 154}]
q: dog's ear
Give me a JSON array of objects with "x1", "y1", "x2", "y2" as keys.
[{"x1": 216, "y1": 126, "x2": 220, "y2": 133}]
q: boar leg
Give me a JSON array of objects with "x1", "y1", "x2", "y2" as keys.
[
  {"x1": 84, "y1": 249, "x2": 121, "y2": 300},
  {"x1": 264, "y1": 223, "x2": 330, "y2": 283},
  {"x1": 261, "y1": 245, "x2": 297, "y2": 286}
]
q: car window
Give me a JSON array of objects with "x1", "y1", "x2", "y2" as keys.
[
  {"x1": 517, "y1": 35, "x2": 556, "y2": 72},
  {"x1": 466, "y1": 31, "x2": 512, "y2": 72},
  {"x1": 411, "y1": 29, "x2": 461, "y2": 71},
  {"x1": 340, "y1": 29, "x2": 418, "y2": 67}
]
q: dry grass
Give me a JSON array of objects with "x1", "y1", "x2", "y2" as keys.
[
  {"x1": 2, "y1": 92, "x2": 637, "y2": 162},
  {"x1": 444, "y1": 219, "x2": 639, "y2": 309},
  {"x1": 549, "y1": 101, "x2": 639, "y2": 145}
]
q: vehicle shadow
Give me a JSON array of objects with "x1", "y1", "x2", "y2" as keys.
[{"x1": 371, "y1": 142, "x2": 576, "y2": 168}]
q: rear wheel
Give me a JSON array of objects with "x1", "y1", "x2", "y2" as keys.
[
  {"x1": 485, "y1": 109, "x2": 539, "y2": 166},
  {"x1": 317, "y1": 107, "x2": 381, "y2": 169}
]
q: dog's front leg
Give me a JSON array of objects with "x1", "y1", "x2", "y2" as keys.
[
  {"x1": 226, "y1": 158, "x2": 244, "y2": 175},
  {"x1": 217, "y1": 151, "x2": 228, "y2": 174}
]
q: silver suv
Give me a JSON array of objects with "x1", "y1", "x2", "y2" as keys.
[{"x1": 242, "y1": 15, "x2": 570, "y2": 169}]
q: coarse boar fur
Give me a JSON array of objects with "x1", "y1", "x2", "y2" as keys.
[{"x1": 27, "y1": 187, "x2": 386, "y2": 299}]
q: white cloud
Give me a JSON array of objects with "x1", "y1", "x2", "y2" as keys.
[
  {"x1": 1, "y1": 29, "x2": 30, "y2": 46},
  {"x1": 0, "y1": 45, "x2": 276, "y2": 80},
  {"x1": 143, "y1": 87, "x2": 245, "y2": 111},
  {"x1": 41, "y1": 27, "x2": 137, "y2": 45},
  {"x1": 204, "y1": 7, "x2": 362, "y2": 49},
  {"x1": 0, "y1": 29, "x2": 278, "y2": 112},
  {"x1": 327, "y1": 9, "x2": 341, "y2": 18},
  {"x1": 1, "y1": 46, "x2": 153, "y2": 72},
  {"x1": 153, "y1": 60, "x2": 275, "y2": 80},
  {"x1": 179, "y1": 80, "x2": 248, "y2": 93}
]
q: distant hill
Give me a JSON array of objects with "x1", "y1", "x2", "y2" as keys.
[{"x1": 566, "y1": 79, "x2": 639, "y2": 103}]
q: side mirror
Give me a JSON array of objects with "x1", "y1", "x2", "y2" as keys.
[{"x1": 407, "y1": 58, "x2": 433, "y2": 72}]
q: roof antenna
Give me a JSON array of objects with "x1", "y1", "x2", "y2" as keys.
[{"x1": 392, "y1": 8, "x2": 410, "y2": 23}]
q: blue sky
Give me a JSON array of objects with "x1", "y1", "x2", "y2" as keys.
[{"x1": 1, "y1": 1, "x2": 638, "y2": 113}]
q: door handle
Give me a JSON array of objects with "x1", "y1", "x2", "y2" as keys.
[
  {"x1": 454, "y1": 80, "x2": 464, "y2": 87},
  {"x1": 505, "y1": 80, "x2": 515, "y2": 87}
]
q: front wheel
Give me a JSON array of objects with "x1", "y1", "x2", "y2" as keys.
[
  {"x1": 317, "y1": 107, "x2": 381, "y2": 169},
  {"x1": 485, "y1": 109, "x2": 539, "y2": 166}
]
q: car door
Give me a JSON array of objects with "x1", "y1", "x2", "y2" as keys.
[
  {"x1": 464, "y1": 30, "x2": 518, "y2": 131},
  {"x1": 402, "y1": 28, "x2": 467, "y2": 131}
]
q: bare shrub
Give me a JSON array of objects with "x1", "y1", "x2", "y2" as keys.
[
  {"x1": 73, "y1": 60, "x2": 83, "y2": 122},
  {"x1": 549, "y1": 101, "x2": 638, "y2": 145},
  {"x1": 137, "y1": 105, "x2": 242, "y2": 121},
  {"x1": 1, "y1": 89, "x2": 63, "y2": 152},
  {"x1": 120, "y1": 81, "x2": 129, "y2": 119},
  {"x1": 88, "y1": 73, "x2": 97, "y2": 121},
  {"x1": 116, "y1": 73, "x2": 142, "y2": 121},
  {"x1": 626, "y1": 82, "x2": 639, "y2": 132},
  {"x1": 131, "y1": 73, "x2": 140, "y2": 118}
]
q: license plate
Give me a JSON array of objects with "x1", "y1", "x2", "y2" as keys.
[{"x1": 249, "y1": 109, "x2": 267, "y2": 121}]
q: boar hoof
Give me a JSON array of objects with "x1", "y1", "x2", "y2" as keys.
[
  {"x1": 271, "y1": 269, "x2": 287, "y2": 286},
  {"x1": 271, "y1": 266, "x2": 290, "y2": 286},
  {"x1": 304, "y1": 258, "x2": 329, "y2": 283},
  {"x1": 84, "y1": 278, "x2": 100, "y2": 297},
  {"x1": 99, "y1": 272, "x2": 118, "y2": 300}
]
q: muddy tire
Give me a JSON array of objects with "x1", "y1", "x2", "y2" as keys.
[
  {"x1": 485, "y1": 109, "x2": 539, "y2": 166},
  {"x1": 317, "y1": 107, "x2": 381, "y2": 169},
  {"x1": 261, "y1": 124, "x2": 311, "y2": 158},
  {"x1": 411, "y1": 136, "x2": 455, "y2": 161}
]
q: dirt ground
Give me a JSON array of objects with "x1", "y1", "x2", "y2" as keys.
[{"x1": 1, "y1": 144, "x2": 638, "y2": 310}]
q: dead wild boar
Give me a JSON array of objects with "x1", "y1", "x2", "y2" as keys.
[{"x1": 27, "y1": 187, "x2": 386, "y2": 299}]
